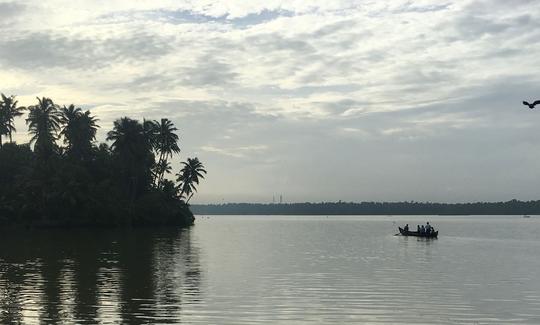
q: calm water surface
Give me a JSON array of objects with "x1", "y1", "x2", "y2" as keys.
[{"x1": 1, "y1": 215, "x2": 540, "y2": 324}]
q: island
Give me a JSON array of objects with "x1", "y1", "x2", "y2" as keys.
[{"x1": 0, "y1": 95, "x2": 206, "y2": 228}]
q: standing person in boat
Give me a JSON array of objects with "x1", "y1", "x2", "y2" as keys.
[
  {"x1": 425, "y1": 222, "x2": 432, "y2": 235},
  {"x1": 420, "y1": 225, "x2": 425, "y2": 235},
  {"x1": 404, "y1": 224, "x2": 409, "y2": 232},
  {"x1": 417, "y1": 225, "x2": 421, "y2": 233}
]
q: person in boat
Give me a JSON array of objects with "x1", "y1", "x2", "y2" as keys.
[
  {"x1": 420, "y1": 225, "x2": 425, "y2": 235},
  {"x1": 425, "y1": 222, "x2": 432, "y2": 235},
  {"x1": 417, "y1": 225, "x2": 421, "y2": 233},
  {"x1": 404, "y1": 224, "x2": 409, "y2": 232}
]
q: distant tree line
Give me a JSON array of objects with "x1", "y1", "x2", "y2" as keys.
[
  {"x1": 191, "y1": 200, "x2": 540, "y2": 215},
  {"x1": 0, "y1": 94, "x2": 206, "y2": 227}
]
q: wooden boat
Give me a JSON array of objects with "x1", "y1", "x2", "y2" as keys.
[{"x1": 399, "y1": 227, "x2": 438, "y2": 238}]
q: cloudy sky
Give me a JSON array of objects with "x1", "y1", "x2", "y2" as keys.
[{"x1": 1, "y1": 0, "x2": 540, "y2": 203}]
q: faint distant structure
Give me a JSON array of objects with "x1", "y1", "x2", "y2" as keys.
[
  {"x1": 279, "y1": 194, "x2": 283, "y2": 204},
  {"x1": 272, "y1": 195, "x2": 275, "y2": 204},
  {"x1": 522, "y1": 100, "x2": 540, "y2": 109}
]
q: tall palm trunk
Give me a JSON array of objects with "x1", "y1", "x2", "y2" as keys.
[
  {"x1": 156, "y1": 151, "x2": 165, "y2": 186},
  {"x1": 158, "y1": 158, "x2": 168, "y2": 186},
  {"x1": 178, "y1": 184, "x2": 188, "y2": 202}
]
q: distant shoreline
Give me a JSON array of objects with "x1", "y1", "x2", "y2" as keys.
[{"x1": 191, "y1": 200, "x2": 540, "y2": 215}]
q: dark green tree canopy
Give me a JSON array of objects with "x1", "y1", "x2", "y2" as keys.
[
  {"x1": 26, "y1": 97, "x2": 61, "y2": 157},
  {"x1": 0, "y1": 95, "x2": 206, "y2": 228},
  {"x1": 177, "y1": 157, "x2": 207, "y2": 203},
  {"x1": 60, "y1": 104, "x2": 99, "y2": 160},
  {"x1": 0, "y1": 94, "x2": 25, "y2": 145}
]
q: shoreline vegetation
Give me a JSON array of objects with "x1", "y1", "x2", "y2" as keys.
[
  {"x1": 192, "y1": 200, "x2": 540, "y2": 216},
  {"x1": 0, "y1": 95, "x2": 206, "y2": 228}
]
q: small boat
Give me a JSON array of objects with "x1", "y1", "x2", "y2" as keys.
[
  {"x1": 523, "y1": 215, "x2": 531, "y2": 218},
  {"x1": 399, "y1": 227, "x2": 438, "y2": 238}
]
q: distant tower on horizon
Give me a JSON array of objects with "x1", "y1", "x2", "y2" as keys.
[
  {"x1": 279, "y1": 194, "x2": 283, "y2": 204},
  {"x1": 272, "y1": 195, "x2": 275, "y2": 204}
]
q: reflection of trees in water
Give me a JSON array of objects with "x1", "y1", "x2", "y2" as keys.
[
  {"x1": 40, "y1": 256, "x2": 64, "y2": 322},
  {"x1": 153, "y1": 228, "x2": 202, "y2": 322},
  {"x1": 71, "y1": 232, "x2": 105, "y2": 322},
  {"x1": 0, "y1": 264, "x2": 26, "y2": 323},
  {"x1": 0, "y1": 228, "x2": 201, "y2": 323}
]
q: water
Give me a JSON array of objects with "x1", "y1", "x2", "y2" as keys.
[{"x1": 1, "y1": 215, "x2": 540, "y2": 324}]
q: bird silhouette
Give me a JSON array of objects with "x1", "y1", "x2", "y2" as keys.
[{"x1": 523, "y1": 100, "x2": 540, "y2": 109}]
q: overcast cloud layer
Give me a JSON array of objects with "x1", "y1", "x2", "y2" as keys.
[{"x1": 1, "y1": 0, "x2": 540, "y2": 203}]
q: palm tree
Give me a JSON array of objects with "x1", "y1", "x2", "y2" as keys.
[
  {"x1": 152, "y1": 159, "x2": 172, "y2": 185},
  {"x1": 107, "y1": 117, "x2": 155, "y2": 192},
  {"x1": 0, "y1": 94, "x2": 25, "y2": 146},
  {"x1": 107, "y1": 117, "x2": 157, "y2": 216},
  {"x1": 161, "y1": 179, "x2": 178, "y2": 200},
  {"x1": 176, "y1": 157, "x2": 206, "y2": 203},
  {"x1": 26, "y1": 97, "x2": 61, "y2": 156},
  {"x1": 107, "y1": 117, "x2": 150, "y2": 161},
  {"x1": 143, "y1": 119, "x2": 159, "y2": 150},
  {"x1": 59, "y1": 104, "x2": 99, "y2": 160},
  {"x1": 153, "y1": 118, "x2": 180, "y2": 186},
  {"x1": 0, "y1": 105, "x2": 6, "y2": 148}
]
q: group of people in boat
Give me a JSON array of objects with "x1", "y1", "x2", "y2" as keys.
[{"x1": 403, "y1": 222, "x2": 435, "y2": 235}]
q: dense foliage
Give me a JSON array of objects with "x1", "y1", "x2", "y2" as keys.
[
  {"x1": 0, "y1": 95, "x2": 206, "y2": 227},
  {"x1": 192, "y1": 200, "x2": 540, "y2": 215}
]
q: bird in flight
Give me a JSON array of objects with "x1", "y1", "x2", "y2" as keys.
[{"x1": 523, "y1": 100, "x2": 540, "y2": 109}]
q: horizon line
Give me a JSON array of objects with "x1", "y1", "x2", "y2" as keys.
[{"x1": 192, "y1": 199, "x2": 539, "y2": 205}]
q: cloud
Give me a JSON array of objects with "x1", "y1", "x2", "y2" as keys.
[
  {"x1": 0, "y1": 2, "x2": 25, "y2": 24},
  {"x1": 0, "y1": 30, "x2": 174, "y2": 70},
  {"x1": 3, "y1": 0, "x2": 540, "y2": 202},
  {"x1": 393, "y1": 3, "x2": 451, "y2": 13},
  {"x1": 201, "y1": 144, "x2": 268, "y2": 158},
  {"x1": 180, "y1": 55, "x2": 239, "y2": 87}
]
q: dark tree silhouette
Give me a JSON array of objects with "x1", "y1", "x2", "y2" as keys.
[
  {"x1": 176, "y1": 157, "x2": 207, "y2": 203},
  {"x1": 191, "y1": 200, "x2": 540, "y2": 216},
  {"x1": 153, "y1": 159, "x2": 172, "y2": 187},
  {"x1": 26, "y1": 97, "x2": 61, "y2": 157},
  {"x1": 107, "y1": 117, "x2": 152, "y2": 164},
  {"x1": 0, "y1": 94, "x2": 25, "y2": 146},
  {"x1": 106, "y1": 116, "x2": 156, "y2": 217},
  {"x1": 0, "y1": 94, "x2": 203, "y2": 227},
  {"x1": 59, "y1": 104, "x2": 99, "y2": 160},
  {"x1": 143, "y1": 119, "x2": 159, "y2": 150},
  {"x1": 154, "y1": 118, "x2": 180, "y2": 187}
]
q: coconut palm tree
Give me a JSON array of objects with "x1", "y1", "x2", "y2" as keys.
[
  {"x1": 107, "y1": 117, "x2": 155, "y2": 192},
  {"x1": 153, "y1": 118, "x2": 180, "y2": 186},
  {"x1": 152, "y1": 159, "x2": 172, "y2": 186},
  {"x1": 107, "y1": 117, "x2": 157, "y2": 216},
  {"x1": 161, "y1": 179, "x2": 178, "y2": 200},
  {"x1": 59, "y1": 104, "x2": 99, "y2": 160},
  {"x1": 176, "y1": 157, "x2": 206, "y2": 203},
  {"x1": 0, "y1": 94, "x2": 25, "y2": 146},
  {"x1": 0, "y1": 107, "x2": 6, "y2": 148},
  {"x1": 143, "y1": 119, "x2": 159, "y2": 149},
  {"x1": 107, "y1": 117, "x2": 150, "y2": 160},
  {"x1": 26, "y1": 97, "x2": 61, "y2": 157}
]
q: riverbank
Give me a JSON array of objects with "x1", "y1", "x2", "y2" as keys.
[{"x1": 191, "y1": 200, "x2": 540, "y2": 215}]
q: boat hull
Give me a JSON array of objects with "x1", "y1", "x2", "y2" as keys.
[{"x1": 399, "y1": 227, "x2": 438, "y2": 238}]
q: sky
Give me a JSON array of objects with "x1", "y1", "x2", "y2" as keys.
[{"x1": 1, "y1": 0, "x2": 540, "y2": 204}]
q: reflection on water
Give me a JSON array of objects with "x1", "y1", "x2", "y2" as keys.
[
  {"x1": 2, "y1": 216, "x2": 540, "y2": 324},
  {"x1": 0, "y1": 228, "x2": 200, "y2": 324}
]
